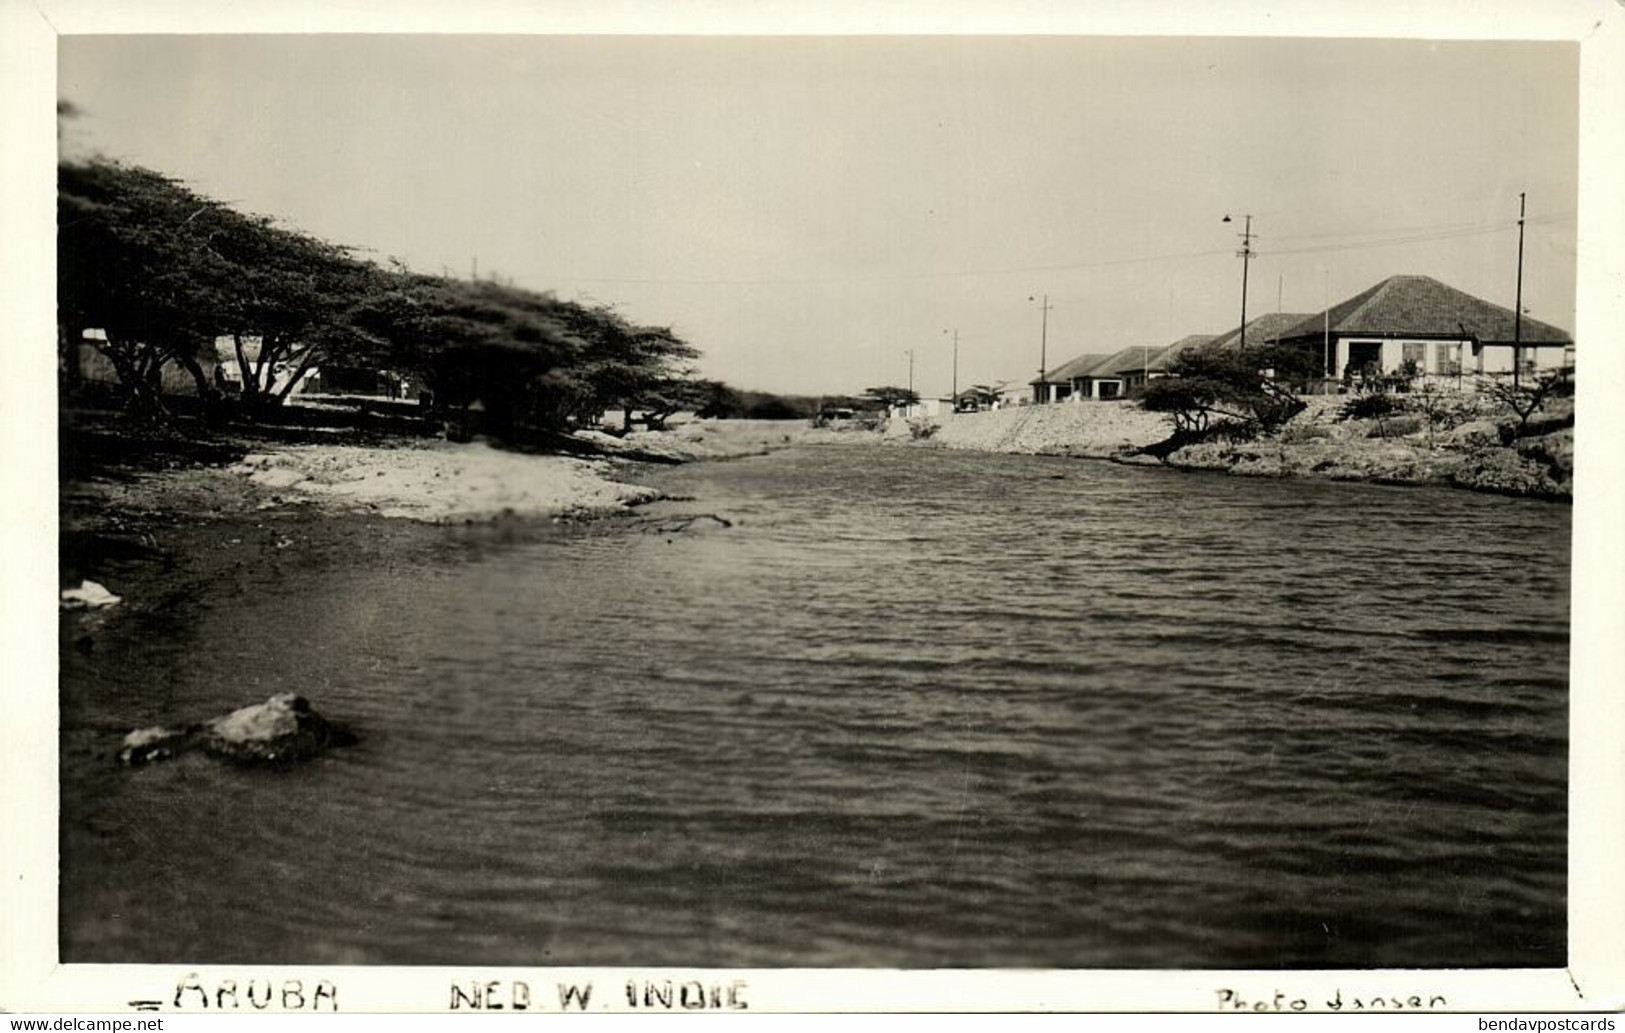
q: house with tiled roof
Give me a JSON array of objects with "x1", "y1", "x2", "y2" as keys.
[
  {"x1": 1058, "y1": 330, "x2": 1237, "y2": 400},
  {"x1": 1029, "y1": 352, "x2": 1112, "y2": 403},
  {"x1": 1272, "y1": 274, "x2": 1573, "y2": 381},
  {"x1": 1072, "y1": 345, "x2": 1163, "y2": 400},
  {"x1": 1141, "y1": 333, "x2": 1219, "y2": 378},
  {"x1": 1205, "y1": 311, "x2": 1314, "y2": 352}
]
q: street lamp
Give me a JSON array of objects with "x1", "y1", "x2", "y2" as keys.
[{"x1": 1222, "y1": 214, "x2": 1255, "y2": 349}]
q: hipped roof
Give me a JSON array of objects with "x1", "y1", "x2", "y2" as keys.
[
  {"x1": 1144, "y1": 333, "x2": 1220, "y2": 373},
  {"x1": 1091, "y1": 344, "x2": 1166, "y2": 379},
  {"x1": 1031, "y1": 352, "x2": 1112, "y2": 385},
  {"x1": 1275, "y1": 274, "x2": 1572, "y2": 346},
  {"x1": 1207, "y1": 311, "x2": 1315, "y2": 350}
]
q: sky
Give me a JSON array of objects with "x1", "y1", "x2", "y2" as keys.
[{"x1": 58, "y1": 34, "x2": 1578, "y2": 397}]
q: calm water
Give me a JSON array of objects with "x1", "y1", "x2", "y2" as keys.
[{"x1": 60, "y1": 445, "x2": 1570, "y2": 967}]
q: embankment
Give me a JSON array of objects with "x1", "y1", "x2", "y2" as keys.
[
  {"x1": 889, "y1": 403, "x2": 1169, "y2": 457},
  {"x1": 891, "y1": 397, "x2": 1572, "y2": 501}
]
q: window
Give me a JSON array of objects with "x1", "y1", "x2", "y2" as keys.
[
  {"x1": 1435, "y1": 343, "x2": 1462, "y2": 376},
  {"x1": 1401, "y1": 342, "x2": 1426, "y2": 368}
]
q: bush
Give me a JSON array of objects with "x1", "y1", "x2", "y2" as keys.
[
  {"x1": 1338, "y1": 393, "x2": 1404, "y2": 422},
  {"x1": 1278, "y1": 423, "x2": 1334, "y2": 443},
  {"x1": 908, "y1": 419, "x2": 939, "y2": 440},
  {"x1": 1366, "y1": 414, "x2": 1424, "y2": 438}
]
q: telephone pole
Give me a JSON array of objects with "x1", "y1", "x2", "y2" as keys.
[
  {"x1": 1514, "y1": 192, "x2": 1526, "y2": 391},
  {"x1": 1224, "y1": 214, "x2": 1255, "y2": 348},
  {"x1": 1028, "y1": 294, "x2": 1052, "y2": 402},
  {"x1": 945, "y1": 328, "x2": 959, "y2": 409},
  {"x1": 905, "y1": 349, "x2": 915, "y2": 396}
]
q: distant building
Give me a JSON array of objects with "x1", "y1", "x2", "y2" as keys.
[
  {"x1": 902, "y1": 397, "x2": 954, "y2": 419},
  {"x1": 1029, "y1": 352, "x2": 1111, "y2": 404},
  {"x1": 1132, "y1": 333, "x2": 1220, "y2": 386},
  {"x1": 992, "y1": 381, "x2": 1031, "y2": 409}
]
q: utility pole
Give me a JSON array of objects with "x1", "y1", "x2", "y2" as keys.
[
  {"x1": 1514, "y1": 192, "x2": 1526, "y2": 391},
  {"x1": 905, "y1": 349, "x2": 915, "y2": 396},
  {"x1": 472, "y1": 256, "x2": 479, "y2": 281},
  {"x1": 1224, "y1": 214, "x2": 1255, "y2": 349},
  {"x1": 1028, "y1": 294, "x2": 1052, "y2": 403},
  {"x1": 945, "y1": 328, "x2": 959, "y2": 409},
  {"x1": 1323, "y1": 267, "x2": 1331, "y2": 383}
]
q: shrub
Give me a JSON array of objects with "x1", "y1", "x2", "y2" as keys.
[
  {"x1": 1367, "y1": 414, "x2": 1424, "y2": 438},
  {"x1": 1337, "y1": 393, "x2": 1404, "y2": 422},
  {"x1": 1278, "y1": 423, "x2": 1334, "y2": 443}
]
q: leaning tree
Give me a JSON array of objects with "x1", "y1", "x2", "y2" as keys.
[
  {"x1": 1140, "y1": 341, "x2": 1317, "y2": 440},
  {"x1": 58, "y1": 160, "x2": 236, "y2": 415}
]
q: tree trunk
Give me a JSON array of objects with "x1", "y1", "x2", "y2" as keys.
[
  {"x1": 171, "y1": 345, "x2": 220, "y2": 405},
  {"x1": 232, "y1": 333, "x2": 254, "y2": 404},
  {"x1": 274, "y1": 347, "x2": 318, "y2": 402},
  {"x1": 98, "y1": 338, "x2": 170, "y2": 421}
]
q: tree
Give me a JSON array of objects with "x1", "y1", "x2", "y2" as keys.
[
  {"x1": 740, "y1": 392, "x2": 813, "y2": 420},
  {"x1": 690, "y1": 381, "x2": 744, "y2": 419},
  {"x1": 633, "y1": 377, "x2": 715, "y2": 430},
  {"x1": 964, "y1": 384, "x2": 1001, "y2": 410},
  {"x1": 1481, "y1": 368, "x2": 1569, "y2": 439},
  {"x1": 558, "y1": 305, "x2": 700, "y2": 430},
  {"x1": 862, "y1": 386, "x2": 919, "y2": 411},
  {"x1": 59, "y1": 159, "x2": 384, "y2": 421},
  {"x1": 1140, "y1": 341, "x2": 1316, "y2": 439},
  {"x1": 348, "y1": 273, "x2": 585, "y2": 437},
  {"x1": 58, "y1": 160, "x2": 237, "y2": 416},
  {"x1": 205, "y1": 211, "x2": 383, "y2": 415}
]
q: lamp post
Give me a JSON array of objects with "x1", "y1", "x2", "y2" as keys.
[
  {"x1": 1028, "y1": 294, "x2": 1051, "y2": 403},
  {"x1": 1222, "y1": 214, "x2": 1255, "y2": 349}
]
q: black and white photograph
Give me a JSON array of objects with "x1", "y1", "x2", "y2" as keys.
[{"x1": 4, "y1": 0, "x2": 1624, "y2": 1015}]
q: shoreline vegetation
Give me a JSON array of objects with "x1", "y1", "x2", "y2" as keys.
[
  {"x1": 61, "y1": 387, "x2": 1568, "y2": 581},
  {"x1": 56, "y1": 155, "x2": 1571, "y2": 576},
  {"x1": 886, "y1": 392, "x2": 1574, "y2": 503},
  {"x1": 55, "y1": 154, "x2": 1572, "y2": 625},
  {"x1": 59, "y1": 413, "x2": 831, "y2": 562}
]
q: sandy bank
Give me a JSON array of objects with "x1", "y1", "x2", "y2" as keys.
[
  {"x1": 233, "y1": 441, "x2": 659, "y2": 522},
  {"x1": 228, "y1": 419, "x2": 832, "y2": 522},
  {"x1": 575, "y1": 417, "x2": 821, "y2": 461},
  {"x1": 892, "y1": 403, "x2": 1172, "y2": 457}
]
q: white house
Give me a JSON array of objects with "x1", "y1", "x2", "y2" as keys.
[{"x1": 1271, "y1": 275, "x2": 1574, "y2": 383}]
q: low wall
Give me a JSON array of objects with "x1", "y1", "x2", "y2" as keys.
[{"x1": 907, "y1": 402, "x2": 1172, "y2": 458}]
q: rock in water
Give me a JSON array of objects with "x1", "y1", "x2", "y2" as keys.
[
  {"x1": 61, "y1": 580, "x2": 122, "y2": 610},
  {"x1": 120, "y1": 693, "x2": 356, "y2": 766}
]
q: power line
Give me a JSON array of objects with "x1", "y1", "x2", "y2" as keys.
[{"x1": 555, "y1": 212, "x2": 1576, "y2": 287}]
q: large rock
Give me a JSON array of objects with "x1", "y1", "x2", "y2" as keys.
[
  {"x1": 120, "y1": 693, "x2": 356, "y2": 767},
  {"x1": 1450, "y1": 447, "x2": 1565, "y2": 498}
]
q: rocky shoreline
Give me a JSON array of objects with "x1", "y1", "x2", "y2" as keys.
[{"x1": 888, "y1": 395, "x2": 1573, "y2": 502}]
